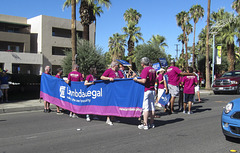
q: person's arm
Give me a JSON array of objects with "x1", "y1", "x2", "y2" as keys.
[
  {"x1": 84, "y1": 80, "x2": 94, "y2": 86},
  {"x1": 179, "y1": 72, "x2": 194, "y2": 76},
  {"x1": 100, "y1": 75, "x2": 114, "y2": 81},
  {"x1": 133, "y1": 77, "x2": 146, "y2": 84}
]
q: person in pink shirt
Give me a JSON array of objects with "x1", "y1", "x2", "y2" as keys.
[
  {"x1": 166, "y1": 60, "x2": 194, "y2": 114},
  {"x1": 101, "y1": 61, "x2": 123, "y2": 125},
  {"x1": 55, "y1": 68, "x2": 63, "y2": 115},
  {"x1": 134, "y1": 57, "x2": 156, "y2": 130},
  {"x1": 84, "y1": 67, "x2": 97, "y2": 122},
  {"x1": 66, "y1": 64, "x2": 84, "y2": 118},
  {"x1": 181, "y1": 67, "x2": 197, "y2": 114}
]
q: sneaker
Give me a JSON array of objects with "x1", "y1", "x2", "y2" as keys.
[
  {"x1": 155, "y1": 103, "x2": 162, "y2": 108},
  {"x1": 138, "y1": 124, "x2": 148, "y2": 130},
  {"x1": 56, "y1": 112, "x2": 63, "y2": 115},
  {"x1": 69, "y1": 114, "x2": 72, "y2": 118},
  {"x1": 149, "y1": 124, "x2": 155, "y2": 129},
  {"x1": 183, "y1": 110, "x2": 186, "y2": 114},
  {"x1": 86, "y1": 117, "x2": 91, "y2": 122},
  {"x1": 106, "y1": 120, "x2": 113, "y2": 126},
  {"x1": 43, "y1": 109, "x2": 47, "y2": 113},
  {"x1": 72, "y1": 114, "x2": 78, "y2": 118},
  {"x1": 188, "y1": 111, "x2": 193, "y2": 114}
]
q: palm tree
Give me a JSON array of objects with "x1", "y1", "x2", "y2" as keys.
[
  {"x1": 63, "y1": 0, "x2": 111, "y2": 41},
  {"x1": 123, "y1": 9, "x2": 143, "y2": 65},
  {"x1": 232, "y1": 0, "x2": 240, "y2": 14},
  {"x1": 177, "y1": 34, "x2": 185, "y2": 59},
  {"x1": 63, "y1": 0, "x2": 77, "y2": 67},
  {"x1": 185, "y1": 22, "x2": 193, "y2": 67},
  {"x1": 205, "y1": 0, "x2": 211, "y2": 89},
  {"x1": 148, "y1": 35, "x2": 168, "y2": 51},
  {"x1": 189, "y1": 4, "x2": 204, "y2": 69},
  {"x1": 108, "y1": 33, "x2": 126, "y2": 61},
  {"x1": 176, "y1": 11, "x2": 190, "y2": 67},
  {"x1": 124, "y1": 8, "x2": 142, "y2": 24}
]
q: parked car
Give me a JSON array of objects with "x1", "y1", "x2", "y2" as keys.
[
  {"x1": 212, "y1": 70, "x2": 240, "y2": 94},
  {"x1": 222, "y1": 98, "x2": 240, "y2": 139}
]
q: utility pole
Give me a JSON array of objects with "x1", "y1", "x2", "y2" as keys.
[{"x1": 175, "y1": 44, "x2": 180, "y2": 61}]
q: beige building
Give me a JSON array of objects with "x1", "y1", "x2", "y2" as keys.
[{"x1": 0, "y1": 14, "x2": 95, "y2": 75}]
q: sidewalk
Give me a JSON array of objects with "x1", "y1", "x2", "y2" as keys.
[{"x1": 0, "y1": 89, "x2": 214, "y2": 114}]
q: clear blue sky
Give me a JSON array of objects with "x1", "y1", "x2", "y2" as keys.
[{"x1": 0, "y1": 0, "x2": 235, "y2": 58}]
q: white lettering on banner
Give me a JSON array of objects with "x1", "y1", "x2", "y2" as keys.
[
  {"x1": 60, "y1": 86, "x2": 66, "y2": 98},
  {"x1": 65, "y1": 87, "x2": 103, "y2": 99},
  {"x1": 119, "y1": 108, "x2": 142, "y2": 111}
]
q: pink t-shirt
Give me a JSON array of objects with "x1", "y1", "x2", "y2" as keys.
[
  {"x1": 157, "y1": 74, "x2": 164, "y2": 89},
  {"x1": 140, "y1": 66, "x2": 156, "y2": 92},
  {"x1": 182, "y1": 76, "x2": 197, "y2": 94},
  {"x1": 102, "y1": 68, "x2": 123, "y2": 79},
  {"x1": 68, "y1": 71, "x2": 84, "y2": 82},
  {"x1": 86, "y1": 74, "x2": 96, "y2": 82},
  {"x1": 55, "y1": 74, "x2": 61, "y2": 79},
  {"x1": 166, "y1": 66, "x2": 182, "y2": 86}
]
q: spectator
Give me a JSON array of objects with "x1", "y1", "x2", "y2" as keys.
[
  {"x1": 181, "y1": 67, "x2": 198, "y2": 114},
  {"x1": 119, "y1": 64, "x2": 126, "y2": 78},
  {"x1": 134, "y1": 57, "x2": 156, "y2": 130},
  {"x1": 55, "y1": 68, "x2": 63, "y2": 115},
  {"x1": 43, "y1": 66, "x2": 51, "y2": 113},
  {"x1": 101, "y1": 61, "x2": 124, "y2": 125},
  {"x1": 194, "y1": 69, "x2": 201, "y2": 102},
  {"x1": 165, "y1": 60, "x2": 194, "y2": 114},
  {"x1": 84, "y1": 67, "x2": 98, "y2": 122},
  {"x1": 155, "y1": 68, "x2": 168, "y2": 108},
  {"x1": 66, "y1": 64, "x2": 84, "y2": 118},
  {"x1": 0, "y1": 70, "x2": 9, "y2": 102}
]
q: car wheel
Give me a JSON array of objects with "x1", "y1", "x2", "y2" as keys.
[
  {"x1": 236, "y1": 85, "x2": 240, "y2": 94},
  {"x1": 214, "y1": 91, "x2": 219, "y2": 95}
]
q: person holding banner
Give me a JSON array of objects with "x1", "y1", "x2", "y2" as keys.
[
  {"x1": 43, "y1": 66, "x2": 52, "y2": 113},
  {"x1": 84, "y1": 67, "x2": 97, "y2": 122},
  {"x1": 66, "y1": 64, "x2": 84, "y2": 118},
  {"x1": 134, "y1": 57, "x2": 156, "y2": 130},
  {"x1": 55, "y1": 68, "x2": 64, "y2": 115},
  {"x1": 101, "y1": 61, "x2": 123, "y2": 125}
]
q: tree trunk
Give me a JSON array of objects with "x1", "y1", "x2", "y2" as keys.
[
  {"x1": 228, "y1": 43, "x2": 235, "y2": 71},
  {"x1": 83, "y1": 24, "x2": 89, "y2": 40},
  {"x1": 184, "y1": 31, "x2": 188, "y2": 68},
  {"x1": 128, "y1": 38, "x2": 134, "y2": 66},
  {"x1": 192, "y1": 23, "x2": 196, "y2": 69},
  {"x1": 71, "y1": 0, "x2": 76, "y2": 67},
  {"x1": 205, "y1": 0, "x2": 211, "y2": 89}
]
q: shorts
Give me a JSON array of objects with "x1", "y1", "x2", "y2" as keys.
[
  {"x1": 142, "y1": 90, "x2": 155, "y2": 112},
  {"x1": 158, "y1": 88, "x2": 165, "y2": 99},
  {"x1": 184, "y1": 94, "x2": 194, "y2": 103},
  {"x1": 168, "y1": 84, "x2": 179, "y2": 97},
  {"x1": 195, "y1": 85, "x2": 200, "y2": 92},
  {"x1": 1, "y1": 84, "x2": 9, "y2": 89}
]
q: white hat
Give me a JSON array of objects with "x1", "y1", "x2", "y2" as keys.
[{"x1": 160, "y1": 68, "x2": 165, "y2": 72}]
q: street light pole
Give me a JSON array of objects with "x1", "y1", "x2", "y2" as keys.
[{"x1": 212, "y1": 33, "x2": 215, "y2": 86}]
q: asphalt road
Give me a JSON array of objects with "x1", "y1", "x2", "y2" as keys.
[{"x1": 0, "y1": 93, "x2": 240, "y2": 153}]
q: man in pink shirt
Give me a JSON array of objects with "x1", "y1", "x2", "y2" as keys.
[
  {"x1": 101, "y1": 61, "x2": 124, "y2": 125},
  {"x1": 166, "y1": 60, "x2": 194, "y2": 114},
  {"x1": 134, "y1": 57, "x2": 156, "y2": 130},
  {"x1": 181, "y1": 67, "x2": 197, "y2": 114},
  {"x1": 66, "y1": 64, "x2": 84, "y2": 118}
]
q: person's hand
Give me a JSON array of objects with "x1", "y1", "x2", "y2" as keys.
[
  {"x1": 165, "y1": 89, "x2": 169, "y2": 94},
  {"x1": 109, "y1": 77, "x2": 114, "y2": 81},
  {"x1": 133, "y1": 77, "x2": 137, "y2": 82}
]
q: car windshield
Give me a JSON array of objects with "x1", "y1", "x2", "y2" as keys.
[{"x1": 221, "y1": 71, "x2": 240, "y2": 77}]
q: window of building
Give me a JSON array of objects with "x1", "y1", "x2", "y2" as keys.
[
  {"x1": 0, "y1": 41, "x2": 24, "y2": 52},
  {"x1": 52, "y1": 46, "x2": 71, "y2": 55},
  {"x1": 52, "y1": 27, "x2": 83, "y2": 39}
]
